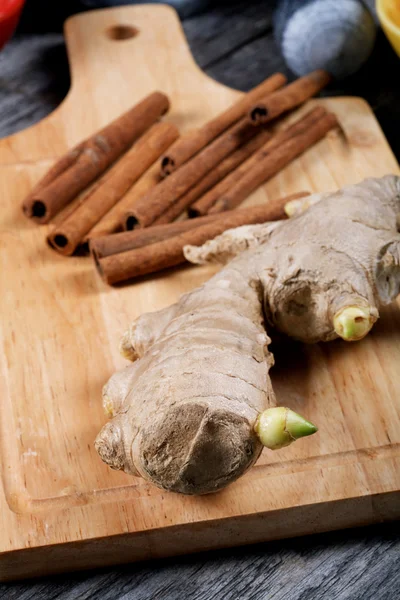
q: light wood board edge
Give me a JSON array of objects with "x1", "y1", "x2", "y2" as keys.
[{"x1": 1, "y1": 491, "x2": 399, "y2": 582}]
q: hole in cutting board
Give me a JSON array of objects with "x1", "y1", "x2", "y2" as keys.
[{"x1": 106, "y1": 25, "x2": 138, "y2": 41}]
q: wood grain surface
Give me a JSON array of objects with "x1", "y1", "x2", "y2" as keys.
[{"x1": 0, "y1": 2, "x2": 400, "y2": 593}]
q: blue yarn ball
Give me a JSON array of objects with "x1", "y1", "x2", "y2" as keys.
[{"x1": 274, "y1": 0, "x2": 377, "y2": 79}]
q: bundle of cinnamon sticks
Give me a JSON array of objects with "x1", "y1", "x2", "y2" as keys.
[{"x1": 22, "y1": 70, "x2": 338, "y2": 284}]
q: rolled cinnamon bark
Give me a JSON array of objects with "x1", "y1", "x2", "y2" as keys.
[
  {"x1": 149, "y1": 189, "x2": 202, "y2": 226},
  {"x1": 190, "y1": 106, "x2": 327, "y2": 217},
  {"x1": 23, "y1": 91, "x2": 170, "y2": 223},
  {"x1": 152, "y1": 129, "x2": 274, "y2": 225},
  {"x1": 210, "y1": 111, "x2": 338, "y2": 214},
  {"x1": 92, "y1": 191, "x2": 309, "y2": 260},
  {"x1": 95, "y1": 194, "x2": 307, "y2": 285},
  {"x1": 127, "y1": 117, "x2": 260, "y2": 228},
  {"x1": 24, "y1": 143, "x2": 86, "y2": 209},
  {"x1": 248, "y1": 70, "x2": 331, "y2": 125},
  {"x1": 47, "y1": 122, "x2": 179, "y2": 255},
  {"x1": 91, "y1": 214, "x2": 222, "y2": 259},
  {"x1": 160, "y1": 73, "x2": 286, "y2": 176},
  {"x1": 85, "y1": 159, "x2": 163, "y2": 241}
]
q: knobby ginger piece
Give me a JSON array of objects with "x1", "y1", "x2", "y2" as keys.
[{"x1": 95, "y1": 175, "x2": 400, "y2": 495}]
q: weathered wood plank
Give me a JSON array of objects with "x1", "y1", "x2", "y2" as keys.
[
  {"x1": 0, "y1": 34, "x2": 69, "y2": 137},
  {"x1": 182, "y1": 0, "x2": 274, "y2": 70}
]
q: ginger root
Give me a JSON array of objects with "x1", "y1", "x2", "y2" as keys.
[{"x1": 95, "y1": 175, "x2": 400, "y2": 494}]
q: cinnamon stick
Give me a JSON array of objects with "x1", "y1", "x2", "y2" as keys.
[
  {"x1": 210, "y1": 111, "x2": 338, "y2": 214},
  {"x1": 152, "y1": 128, "x2": 274, "y2": 225},
  {"x1": 24, "y1": 143, "x2": 86, "y2": 208},
  {"x1": 149, "y1": 188, "x2": 202, "y2": 226},
  {"x1": 190, "y1": 106, "x2": 327, "y2": 217},
  {"x1": 248, "y1": 70, "x2": 331, "y2": 125},
  {"x1": 23, "y1": 91, "x2": 170, "y2": 223},
  {"x1": 160, "y1": 73, "x2": 286, "y2": 176},
  {"x1": 127, "y1": 117, "x2": 262, "y2": 229},
  {"x1": 95, "y1": 194, "x2": 308, "y2": 285},
  {"x1": 47, "y1": 122, "x2": 179, "y2": 255},
  {"x1": 91, "y1": 215, "x2": 223, "y2": 259},
  {"x1": 91, "y1": 191, "x2": 309, "y2": 260},
  {"x1": 85, "y1": 162, "x2": 163, "y2": 241}
]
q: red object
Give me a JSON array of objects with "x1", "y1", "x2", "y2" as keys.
[{"x1": 0, "y1": 0, "x2": 25, "y2": 50}]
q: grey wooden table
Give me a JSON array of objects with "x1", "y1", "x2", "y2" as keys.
[{"x1": 0, "y1": 1, "x2": 399, "y2": 597}]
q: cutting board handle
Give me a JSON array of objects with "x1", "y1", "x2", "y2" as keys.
[{"x1": 0, "y1": 4, "x2": 238, "y2": 166}]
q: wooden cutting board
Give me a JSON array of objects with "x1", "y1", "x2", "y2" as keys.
[{"x1": 0, "y1": 4, "x2": 399, "y2": 582}]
